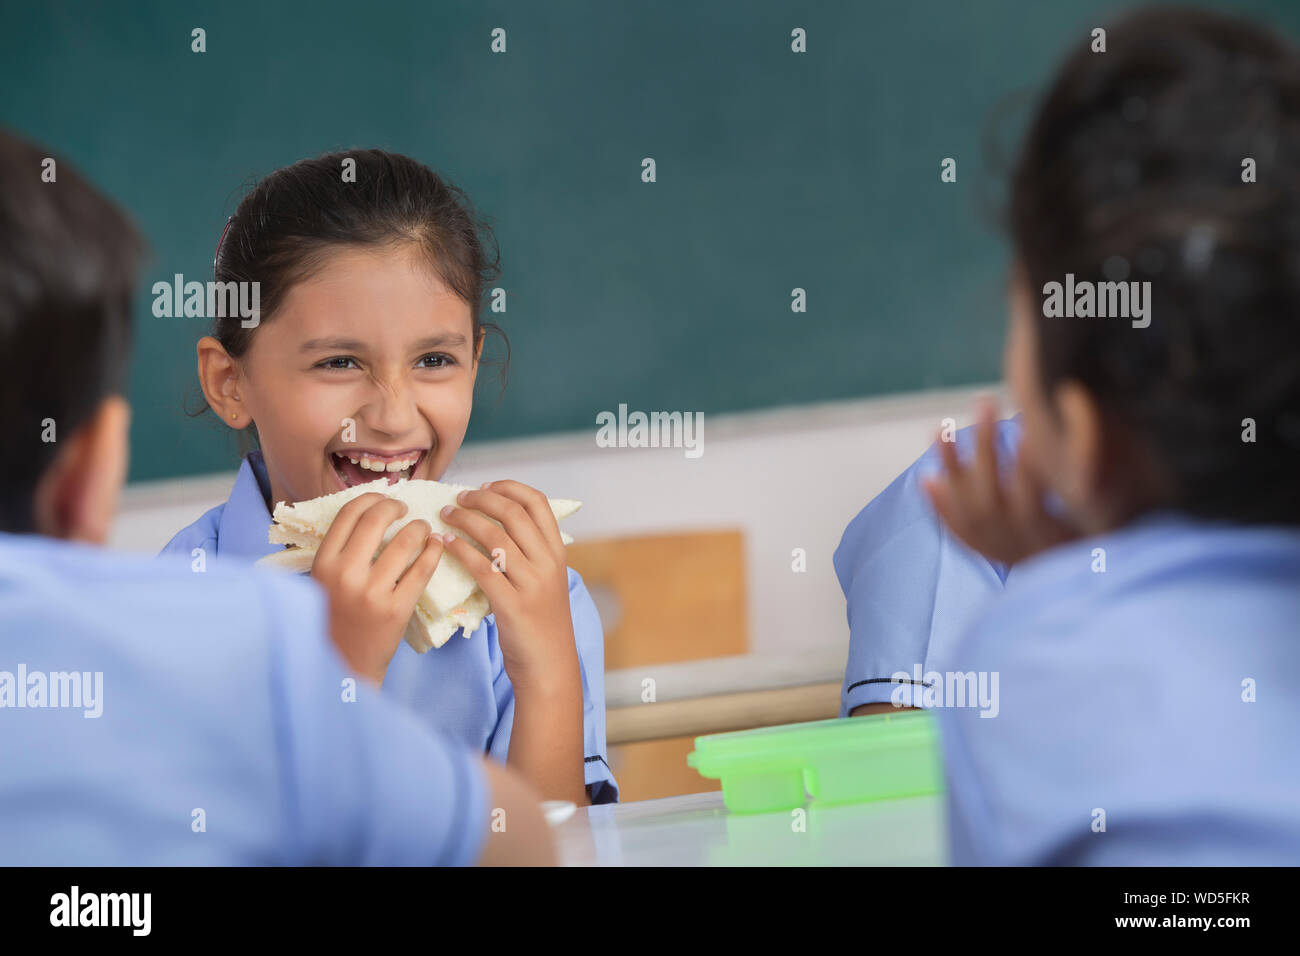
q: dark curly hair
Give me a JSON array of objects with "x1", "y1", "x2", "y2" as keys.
[{"x1": 1009, "y1": 5, "x2": 1300, "y2": 524}]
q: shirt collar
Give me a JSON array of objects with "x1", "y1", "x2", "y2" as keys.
[{"x1": 215, "y1": 451, "x2": 279, "y2": 561}]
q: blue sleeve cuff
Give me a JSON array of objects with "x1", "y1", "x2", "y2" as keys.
[
  {"x1": 842, "y1": 672, "x2": 932, "y2": 715},
  {"x1": 585, "y1": 754, "x2": 619, "y2": 804}
]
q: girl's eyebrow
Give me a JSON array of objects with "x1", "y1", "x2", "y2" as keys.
[
  {"x1": 411, "y1": 333, "x2": 469, "y2": 351},
  {"x1": 299, "y1": 333, "x2": 469, "y2": 353},
  {"x1": 300, "y1": 337, "x2": 368, "y2": 353}
]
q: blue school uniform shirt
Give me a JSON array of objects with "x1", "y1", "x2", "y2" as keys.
[
  {"x1": 834, "y1": 418, "x2": 1023, "y2": 715},
  {"x1": 0, "y1": 531, "x2": 488, "y2": 865},
  {"x1": 160, "y1": 452, "x2": 618, "y2": 803},
  {"x1": 939, "y1": 514, "x2": 1300, "y2": 865}
]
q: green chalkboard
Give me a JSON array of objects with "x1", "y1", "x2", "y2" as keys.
[{"x1": 3, "y1": 0, "x2": 1297, "y2": 480}]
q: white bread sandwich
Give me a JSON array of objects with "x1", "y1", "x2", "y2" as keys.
[{"x1": 257, "y1": 477, "x2": 581, "y2": 652}]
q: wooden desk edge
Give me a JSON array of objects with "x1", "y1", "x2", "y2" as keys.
[{"x1": 606, "y1": 681, "x2": 842, "y2": 745}]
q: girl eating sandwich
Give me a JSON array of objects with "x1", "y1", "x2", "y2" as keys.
[{"x1": 162, "y1": 150, "x2": 614, "y2": 805}]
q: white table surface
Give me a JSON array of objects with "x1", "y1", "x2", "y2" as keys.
[{"x1": 554, "y1": 790, "x2": 948, "y2": 866}]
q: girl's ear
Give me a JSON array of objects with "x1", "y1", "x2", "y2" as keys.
[
  {"x1": 470, "y1": 328, "x2": 484, "y2": 389},
  {"x1": 1052, "y1": 380, "x2": 1106, "y2": 529},
  {"x1": 196, "y1": 336, "x2": 251, "y2": 430}
]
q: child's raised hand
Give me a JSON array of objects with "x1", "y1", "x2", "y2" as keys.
[
  {"x1": 309, "y1": 492, "x2": 444, "y2": 684},
  {"x1": 922, "y1": 402, "x2": 1078, "y2": 566},
  {"x1": 438, "y1": 480, "x2": 580, "y2": 693}
]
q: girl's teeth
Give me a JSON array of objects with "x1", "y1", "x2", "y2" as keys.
[{"x1": 333, "y1": 451, "x2": 418, "y2": 472}]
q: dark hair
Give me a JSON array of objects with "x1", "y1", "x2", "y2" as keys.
[
  {"x1": 1009, "y1": 5, "x2": 1300, "y2": 524},
  {"x1": 210, "y1": 149, "x2": 506, "y2": 376},
  {"x1": 0, "y1": 129, "x2": 145, "y2": 532}
]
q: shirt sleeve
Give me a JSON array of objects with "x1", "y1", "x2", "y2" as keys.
[
  {"x1": 257, "y1": 572, "x2": 490, "y2": 866},
  {"x1": 157, "y1": 505, "x2": 222, "y2": 561},
  {"x1": 568, "y1": 568, "x2": 618, "y2": 803},
  {"x1": 483, "y1": 568, "x2": 619, "y2": 804},
  {"x1": 834, "y1": 422, "x2": 1018, "y2": 716}
]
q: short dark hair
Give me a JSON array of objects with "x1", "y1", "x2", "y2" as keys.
[
  {"x1": 0, "y1": 129, "x2": 145, "y2": 532},
  {"x1": 1010, "y1": 5, "x2": 1300, "y2": 524}
]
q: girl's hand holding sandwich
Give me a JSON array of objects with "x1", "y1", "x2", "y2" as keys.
[
  {"x1": 439, "y1": 479, "x2": 587, "y2": 804},
  {"x1": 438, "y1": 480, "x2": 579, "y2": 690},
  {"x1": 309, "y1": 492, "x2": 444, "y2": 685}
]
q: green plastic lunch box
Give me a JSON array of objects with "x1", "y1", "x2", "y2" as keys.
[{"x1": 687, "y1": 710, "x2": 943, "y2": 814}]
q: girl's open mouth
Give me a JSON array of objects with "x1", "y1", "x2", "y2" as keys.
[{"x1": 329, "y1": 448, "x2": 426, "y2": 489}]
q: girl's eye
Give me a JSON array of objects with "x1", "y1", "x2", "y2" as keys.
[
  {"x1": 418, "y1": 353, "x2": 456, "y2": 370},
  {"x1": 317, "y1": 356, "x2": 359, "y2": 371}
]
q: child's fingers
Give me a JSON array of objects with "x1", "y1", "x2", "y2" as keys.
[
  {"x1": 1010, "y1": 444, "x2": 1045, "y2": 520},
  {"x1": 1010, "y1": 447, "x2": 1076, "y2": 554},
  {"x1": 480, "y1": 480, "x2": 566, "y2": 557},
  {"x1": 336, "y1": 497, "x2": 408, "y2": 569},
  {"x1": 974, "y1": 401, "x2": 1003, "y2": 509},
  {"x1": 451, "y1": 488, "x2": 550, "y2": 563},
  {"x1": 441, "y1": 532, "x2": 516, "y2": 607},
  {"x1": 934, "y1": 428, "x2": 976, "y2": 508},
  {"x1": 440, "y1": 503, "x2": 529, "y2": 583},
  {"x1": 1007, "y1": 480, "x2": 1036, "y2": 541},
  {"x1": 393, "y1": 533, "x2": 444, "y2": 607},
  {"x1": 935, "y1": 426, "x2": 963, "y2": 478},
  {"x1": 370, "y1": 518, "x2": 433, "y2": 590},
  {"x1": 1013, "y1": 446, "x2": 1061, "y2": 526},
  {"x1": 311, "y1": 493, "x2": 389, "y2": 569},
  {"x1": 924, "y1": 475, "x2": 968, "y2": 541}
]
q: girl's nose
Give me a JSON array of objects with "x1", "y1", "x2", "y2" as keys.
[{"x1": 360, "y1": 376, "x2": 421, "y2": 437}]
